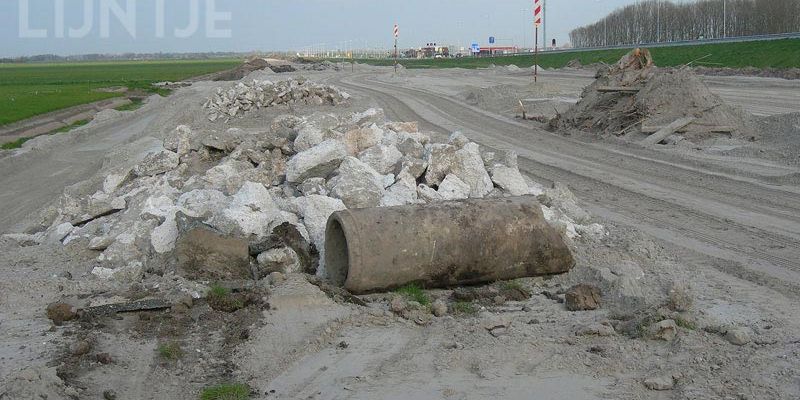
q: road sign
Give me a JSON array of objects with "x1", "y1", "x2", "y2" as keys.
[
  {"x1": 489, "y1": 36, "x2": 495, "y2": 44},
  {"x1": 471, "y1": 43, "x2": 480, "y2": 53},
  {"x1": 394, "y1": 24, "x2": 399, "y2": 38},
  {"x1": 534, "y1": 0, "x2": 542, "y2": 27}
]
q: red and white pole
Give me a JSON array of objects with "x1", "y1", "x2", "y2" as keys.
[
  {"x1": 393, "y1": 24, "x2": 399, "y2": 74},
  {"x1": 534, "y1": 0, "x2": 542, "y2": 83}
]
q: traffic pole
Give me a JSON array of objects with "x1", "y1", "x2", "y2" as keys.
[
  {"x1": 533, "y1": 0, "x2": 542, "y2": 83},
  {"x1": 393, "y1": 24, "x2": 399, "y2": 75},
  {"x1": 534, "y1": 27, "x2": 538, "y2": 83}
]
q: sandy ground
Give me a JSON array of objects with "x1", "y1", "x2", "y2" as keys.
[{"x1": 1, "y1": 64, "x2": 799, "y2": 400}]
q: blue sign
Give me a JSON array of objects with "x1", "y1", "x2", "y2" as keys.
[
  {"x1": 489, "y1": 36, "x2": 495, "y2": 44},
  {"x1": 471, "y1": 43, "x2": 481, "y2": 53}
]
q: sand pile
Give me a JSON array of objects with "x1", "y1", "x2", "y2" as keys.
[{"x1": 551, "y1": 49, "x2": 755, "y2": 141}]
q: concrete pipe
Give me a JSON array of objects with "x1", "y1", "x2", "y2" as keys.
[{"x1": 325, "y1": 196, "x2": 574, "y2": 294}]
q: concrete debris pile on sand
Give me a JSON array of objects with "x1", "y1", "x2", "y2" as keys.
[
  {"x1": 26, "y1": 105, "x2": 604, "y2": 286},
  {"x1": 551, "y1": 48, "x2": 754, "y2": 140},
  {"x1": 299, "y1": 60, "x2": 342, "y2": 72},
  {"x1": 203, "y1": 77, "x2": 350, "y2": 121}
]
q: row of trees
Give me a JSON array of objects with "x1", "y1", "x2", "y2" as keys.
[{"x1": 569, "y1": 0, "x2": 800, "y2": 48}]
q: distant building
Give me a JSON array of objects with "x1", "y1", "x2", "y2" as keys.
[
  {"x1": 478, "y1": 46, "x2": 518, "y2": 57},
  {"x1": 406, "y1": 43, "x2": 450, "y2": 59}
]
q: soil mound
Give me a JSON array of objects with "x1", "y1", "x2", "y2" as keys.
[{"x1": 551, "y1": 49, "x2": 755, "y2": 141}]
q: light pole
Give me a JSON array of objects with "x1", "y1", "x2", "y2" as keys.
[
  {"x1": 522, "y1": 9, "x2": 527, "y2": 50},
  {"x1": 656, "y1": 0, "x2": 661, "y2": 43},
  {"x1": 723, "y1": 0, "x2": 727, "y2": 38}
]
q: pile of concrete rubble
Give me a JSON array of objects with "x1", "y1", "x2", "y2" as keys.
[
  {"x1": 17, "y1": 96, "x2": 603, "y2": 287},
  {"x1": 203, "y1": 77, "x2": 350, "y2": 121},
  {"x1": 551, "y1": 48, "x2": 754, "y2": 141}
]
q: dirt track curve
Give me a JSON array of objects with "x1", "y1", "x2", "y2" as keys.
[{"x1": 329, "y1": 72, "x2": 800, "y2": 298}]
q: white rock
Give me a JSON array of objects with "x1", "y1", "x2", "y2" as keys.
[
  {"x1": 381, "y1": 170, "x2": 419, "y2": 207},
  {"x1": 438, "y1": 174, "x2": 471, "y2": 200},
  {"x1": 450, "y1": 143, "x2": 493, "y2": 197},
  {"x1": 151, "y1": 211, "x2": 178, "y2": 254},
  {"x1": 448, "y1": 131, "x2": 470, "y2": 149},
  {"x1": 293, "y1": 125, "x2": 327, "y2": 153},
  {"x1": 102, "y1": 171, "x2": 131, "y2": 194},
  {"x1": 358, "y1": 144, "x2": 403, "y2": 175},
  {"x1": 256, "y1": 247, "x2": 302, "y2": 275},
  {"x1": 292, "y1": 195, "x2": 346, "y2": 276},
  {"x1": 133, "y1": 150, "x2": 179, "y2": 177},
  {"x1": 91, "y1": 261, "x2": 144, "y2": 283},
  {"x1": 201, "y1": 160, "x2": 251, "y2": 193},
  {"x1": 577, "y1": 223, "x2": 608, "y2": 240},
  {"x1": 541, "y1": 182, "x2": 591, "y2": 224},
  {"x1": 423, "y1": 143, "x2": 457, "y2": 186},
  {"x1": 46, "y1": 222, "x2": 74, "y2": 244},
  {"x1": 417, "y1": 184, "x2": 443, "y2": 203},
  {"x1": 211, "y1": 184, "x2": 285, "y2": 238},
  {"x1": 328, "y1": 157, "x2": 385, "y2": 209},
  {"x1": 490, "y1": 165, "x2": 531, "y2": 196},
  {"x1": 297, "y1": 177, "x2": 328, "y2": 196},
  {"x1": 342, "y1": 124, "x2": 384, "y2": 155},
  {"x1": 88, "y1": 236, "x2": 114, "y2": 251},
  {"x1": 163, "y1": 125, "x2": 195, "y2": 158},
  {"x1": 286, "y1": 140, "x2": 348, "y2": 183},
  {"x1": 230, "y1": 181, "x2": 276, "y2": 211},
  {"x1": 141, "y1": 195, "x2": 175, "y2": 221},
  {"x1": 348, "y1": 108, "x2": 385, "y2": 126},
  {"x1": 177, "y1": 189, "x2": 230, "y2": 218}
]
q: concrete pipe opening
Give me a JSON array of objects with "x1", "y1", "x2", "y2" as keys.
[
  {"x1": 324, "y1": 214, "x2": 350, "y2": 287},
  {"x1": 324, "y1": 196, "x2": 575, "y2": 294}
]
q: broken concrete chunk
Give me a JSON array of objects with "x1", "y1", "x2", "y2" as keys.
[
  {"x1": 490, "y1": 165, "x2": 531, "y2": 196},
  {"x1": 91, "y1": 262, "x2": 144, "y2": 283},
  {"x1": 88, "y1": 236, "x2": 114, "y2": 251},
  {"x1": 448, "y1": 131, "x2": 470, "y2": 149},
  {"x1": 328, "y1": 157, "x2": 385, "y2": 209},
  {"x1": 450, "y1": 142, "x2": 494, "y2": 198},
  {"x1": 176, "y1": 227, "x2": 251, "y2": 280},
  {"x1": 286, "y1": 139, "x2": 348, "y2": 183},
  {"x1": 381, "y1": 170, "x2": 419, "y2": 207},
  {"x1": 292, "y1": 195, "x2": 346, "y2": 275},
  {"x1": 358, "y1": 144, "x2": 403, "y2": 175},
  {"x1": 540, "y1": 182, "x2": 592, "y2": 224},
  {"x1": 437, "y1": 174, "x2": 471, "y2": 201},
  {"x1": 423, "y1": 143, "x2": 457, "y2": 186},
  {"x1": 256, "y1": 247, "x2": 301, "y2": 277},
  {"x1": 343, "y1": 125, "x2": 384, "y2": 155},
  {"x1": 151, "y1": 211, "x2": 178, "y2": 254},
  {"x1": 102, "y1": 170, "x2": 133, "y2": 194},
  {"x1": 417, "y1": 184, "x2": 443, "y2": 203},
  {"x1": 133, "y1": 150, "x2": 179, "y2": 177}
]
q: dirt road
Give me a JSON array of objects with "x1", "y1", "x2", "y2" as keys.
[{"x1": 329, "y1": 69, "x2": 800, "y2": 299}]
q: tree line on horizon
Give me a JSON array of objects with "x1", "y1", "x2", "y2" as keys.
[{"x1": 569, "y1": 0, "x2": 800, "y2": 48}]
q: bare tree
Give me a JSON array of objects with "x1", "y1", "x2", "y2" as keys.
[{"x1": 570, "y1": 0, "x2": 800, "y2": 48}]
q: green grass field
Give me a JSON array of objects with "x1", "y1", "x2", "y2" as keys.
[
  {"x1": 348, "y1": 39, "x2": 800, "y2": 70},
  {"x1": 0, "y1": 59, "x2": 241, "y2": 126}
]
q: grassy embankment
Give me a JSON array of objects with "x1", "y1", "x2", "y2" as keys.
[
  {"x1": 0, "y1": 59, "x2": 242, "y2": 127},
  {"x1": 346, "y1": 38, "x2": 800, "y2": 70}
]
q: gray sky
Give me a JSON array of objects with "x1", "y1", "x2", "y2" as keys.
[{"x1": 1, "y1": 0, "x2": 648, "y2": 57}]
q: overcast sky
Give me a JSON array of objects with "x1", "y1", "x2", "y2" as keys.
[{"x1": 1, "y1": 0, "x2": 655, "y2": 57}]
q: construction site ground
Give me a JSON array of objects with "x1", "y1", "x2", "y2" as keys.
[{"x1": 1, "y1": 63, "x2": 799, "y2": 400}]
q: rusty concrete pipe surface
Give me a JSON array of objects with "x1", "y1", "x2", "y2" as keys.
[{"x1": 325, "y1": 196, "x2": 575, "y2": 294}]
